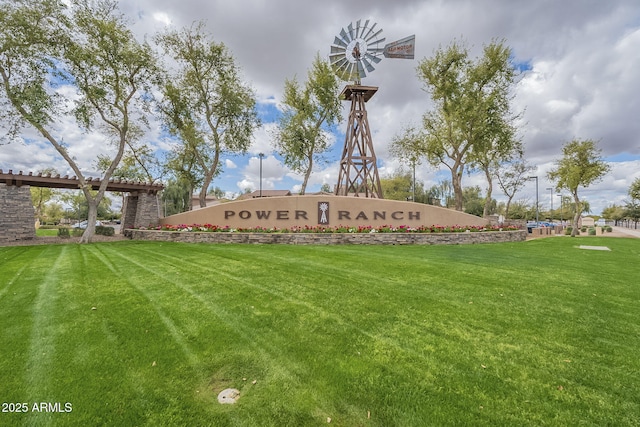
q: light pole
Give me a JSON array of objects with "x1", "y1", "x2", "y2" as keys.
[
  {"x1": 258, "y1": 153, "x2": 264, "y2": 198},
  {"x1": 546, "y1": 187, "x2": 553, "y2": 220},
  {"x1": 411, "y1": 157, "x2": 416, "y2": 202},
  {"x1": 557, "y1": 194, "x2": 563, "y2": 223},
  {"x1": 528, "y1": 176, "x2": 539, "y2": 224}
]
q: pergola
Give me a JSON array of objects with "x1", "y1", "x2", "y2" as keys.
[{"x1": 0, "y1": 169, "x2": 163, "y2": 241}]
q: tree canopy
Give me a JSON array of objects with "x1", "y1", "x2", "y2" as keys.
[
  {"x1": 393, "y1": 39, "x2": 520, "y2": 212},
  {"x1": 0, "y1": 0, "x2": 157, "y2": 243},
  {"x1": 547, "y1": 139, "x2": 610, "y2": 236},
  {"x1": 272, "y1": 54, "x2": 342, "y2": 194},
  {"x1": 155, "y1": 22, "x2": 260, "y2": 208}
]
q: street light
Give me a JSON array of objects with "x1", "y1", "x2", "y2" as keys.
[
  {"x1": 546, "y1": 187, "x2": 553, "y2": 220},
  {"x1": 528, "y1": 176, "x2": 539, "y2": 224},
  {"x1": 258, "y1": 153, "x2": 264, "y2": 198},
  {"x1": 557, "y1": 194, "x2": 563, "y2": 223},
  {"x1": 411, "y1": 157, "x2": 416, "y2": 202}
]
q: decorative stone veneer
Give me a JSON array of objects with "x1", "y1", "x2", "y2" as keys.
[
  {"x1": 121, "y1": 193, "x2": 161, "y2": 231},
  {"x1": 0, "y1": 183, "x2": 36, "y2": 241},
  {"x1": 124, "y1": 229, "x2": 527, "y2": 245}
]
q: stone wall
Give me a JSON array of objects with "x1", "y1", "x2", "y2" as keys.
[
  {"x1": 124, "y1": 229, "x2": 527, "y2": 245},
  {"x1": 0, "y1": 183, "x2": 36, "y2": 241},
  {"x1": 121, "y1": 192, "x2": 160, "y2": 231}
]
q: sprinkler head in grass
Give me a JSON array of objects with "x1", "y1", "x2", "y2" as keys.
[{"x1": 217, "y1": 388, "x2": 240, "y2": 404}]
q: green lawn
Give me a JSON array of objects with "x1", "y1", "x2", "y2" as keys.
[
  {"x1": 1, "y1": 237, "x2": 639, "y2": 426},
  {"x1": 35, "y1": 228, "x2": 60, "y2": 237}
]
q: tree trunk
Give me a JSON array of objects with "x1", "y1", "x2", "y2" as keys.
[
  {"x1": 571, "y1": 192, "x2": 581, "y2": 237},
  {"x1": 300, "y1": 154, "x2": 313, "y2": 195},
  {"x1": 504, "y1": 196, "x2": 513, "y2": 220},
  {"x1": 483, "y1": 169, "x2": 493, "y2": 218},
  {"x1": 80, "y1": 198, "x2": 99, "y2": 244},
  {"x1": 199, "y1": 152, "x2": 220, "y2": 208},
  {"x1": 452, "y1": 167, "x2": 464, "y2": 211}
]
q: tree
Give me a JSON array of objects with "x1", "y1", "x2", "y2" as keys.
[
  {"x1": 496, "y1": 156, "x2": 536, "y2": 219},
  {"x1": 272, "y1": 54, "x2": 342, "y2": 194},
  {"x1": 629, "y1": 177, "x2": 640, "y2": 202},
  {"x1": 601, "y1": 204, "x2": 625, "y2": 225},
  {"x1": 463, "y1": 186, "x2": 493, "y2": 217},
  {"x1": 42, "y1": 202, "x2": 65, "y2": 224},
  {"x1": 161, "y1": 178, "x2": 192, "y2": 216},
  {"x1": 625, "y1": 178, "x2": 640, "y2": 228},
  {"x1": 60, "y1": 190, "x2": 114, "y2": 221},
  {"x1": 156, "y1": 22, "x2": 260, "y2": 208},
  {"x1": 1, "y1": 0, "x2": 156, "y2": 243},
  {"x1": 30, "y1": 167, "x2": 60, "y2": 221},
  {"x1": 547, "y1": 139, "x2": 610, "y2": 236},
  {"x1": 379, "y1": 172, "x2": 427, "y2": 203},
  {"x1": 405, "y1": 39, "x2": 519, "y2": 211}
]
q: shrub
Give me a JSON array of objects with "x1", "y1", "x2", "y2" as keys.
[
  {"x1": 605, "y1": 226, "x2": 612, "y2": 232},
  {"x1": 72, "y1": 228, "x2": 84, "y2": 237},
  {"x1": 581, "y1": 226, "x2": 587, "y2": 232},
  {"x1": 564, "y1": 226, "x2": 573, "y2": 235},
  {"x1": 95, "y1": 226, "x2": 115, "y2": 236},
  {"x1": 588, "y1": 227, "x2": 596, "y2": 235},
  {"x1": 57, "y1": 227, "x2": 70, "y2": 238}
]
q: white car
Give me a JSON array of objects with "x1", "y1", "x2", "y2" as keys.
[{"x1": 72, "y1": 220, "x2": 103, "y2": 229}]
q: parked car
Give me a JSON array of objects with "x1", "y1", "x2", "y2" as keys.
[
  {"x1": 72, "y1": 220, "x2": 103, "y2": 229},
  {"x1": 526, "y1": 221, "x2": 558, "y2": 232}
]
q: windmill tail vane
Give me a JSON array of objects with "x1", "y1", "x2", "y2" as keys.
[{"x1": 383, "y1": 35, "x2": 415, "y2": 59}]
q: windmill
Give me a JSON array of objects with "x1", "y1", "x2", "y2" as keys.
[{"x1": 330, "y1": 20, "x2": 415, "y2": 198}]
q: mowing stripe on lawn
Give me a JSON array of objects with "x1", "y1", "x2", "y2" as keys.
[
  {"x1": 25, "y1": 245, "x2": 69, "y2": 425},
  {"x1": 94, "y1": 244, "x2": 315, "y2": 382},
  {"x1": 85, "y1": 245, "x2": 200, "y2": 367}
]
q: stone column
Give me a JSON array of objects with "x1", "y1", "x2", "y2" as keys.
[
  {"x1": 0, "y1": 183, "x2": 36, "y2": 241},
  {"x1": 134, "y1": 192, "x2": 160, "y2": 227},
  {"x1": 121, "y1": 194, "x2": 139, "y2": 231},
  {"x1": 121, "y1": 192, "x2": 160, "y2": 232}
]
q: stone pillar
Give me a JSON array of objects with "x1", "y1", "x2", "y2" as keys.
[
  {"x1": 121, "y1": 194, "x2": 139, "y2": 231},
  {"x1": 135, "y1": 193, "x2": 160, "y2": 227},
  {"x1": 0, "y1": 183, "x2": 36, "y2": 241},
  {"x1": 121, "y1": 192, "x2": 160, "y2": 231}
]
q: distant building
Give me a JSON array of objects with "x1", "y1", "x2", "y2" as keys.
[
  {"x1": 191, "y1": 194, "x2": 219, "y2": 210},
  {"x1": 239, "y1": 190, "x2": 292, "y2": 200}
]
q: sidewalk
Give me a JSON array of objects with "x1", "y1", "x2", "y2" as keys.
[{"x1": 612, "y1": 226, "x2": 640, "y2": 238}]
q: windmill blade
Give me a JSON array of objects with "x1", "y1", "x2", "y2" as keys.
[
  {"x1": 364, "y1": 52, "x2": 382, "y2": 64},
  {"x1": 332, "y1": 36, "x2": 347, "y2": 49},
  {"x1": 333, "y1": 58, "x2": 351, "y2": 78},
  {"x1": 329, "y1": 52, "x2": 346, "y2": 63},
  {"x1": 332, "y1": 56, "x2": 348, "y2": 67},
  {"x1": 347, "y1": 22, "x2": 356, "y2": 41},
  {"x1": 331, "y1": 57, "x2": 349, "y2": 71},
  {"x1": 358, "y1": 19, "x2": 370, "y2": 38},
  {"x1": 355, "y1": 19, "x2": 362, "y2": 38},
  {"x1": 330, "y1": 44, "x2": 346, "y2": 54},
  {"x1": 366, "y1": 28, "x2": 384, "y2": 43},
  {"x1": 367, "y1": 46, "x2": 386, "y2": 56},
  {"x1": 361, "y1": 57, "x2": 375, "y2": 73},
  {"x1": 361, "y1": 22, "x2": 377, "y2": 42},
  {"x1": 356, "y1": 61, "x2": 367, "y2": 79},
  {"x1": 339, "y1": 28, "x2": 351, "y2": 44}
]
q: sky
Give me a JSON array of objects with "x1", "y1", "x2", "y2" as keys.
[{"x1": 1, "y1": 0, "x2": 639, "y2": 216}]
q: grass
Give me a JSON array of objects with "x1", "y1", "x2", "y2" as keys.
[
  {"x1": 35, "y1": 229, "x2": 60, "y2": 237},
  {"x1": 0, "y1": 237, "x2": 639, "y2": 426}
]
